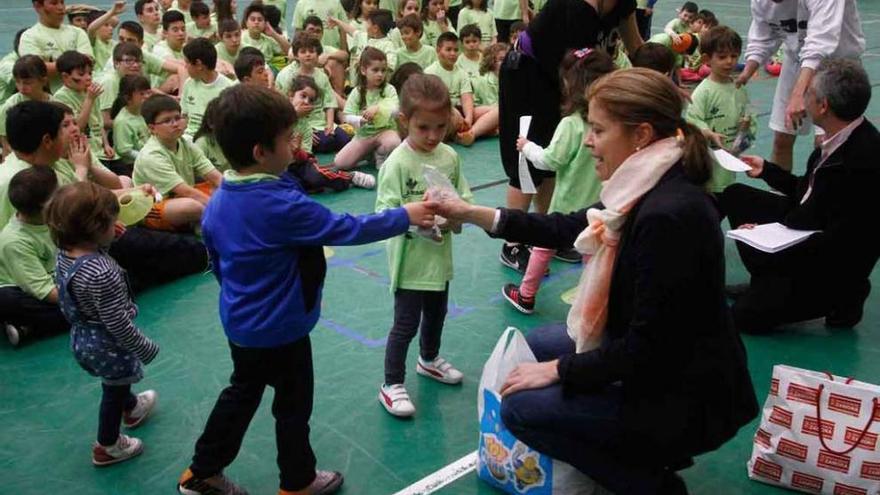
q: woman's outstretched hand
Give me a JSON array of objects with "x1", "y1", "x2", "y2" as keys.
[
  {"x1": 500, "y1": 360, "x2": 560, "y2": 397},
  {"x1": 433, "y1": 195, "x2": 472, "y2": 220}
]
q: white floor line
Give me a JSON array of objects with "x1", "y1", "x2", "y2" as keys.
[{"x1": 392, "y1": 451, "x2": 479, "y2": 495}]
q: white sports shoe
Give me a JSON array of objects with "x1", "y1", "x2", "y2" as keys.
[
  {"x1": 92, "y1": 434, "x2": 144, "y2": 466},
  {"x1": 351, "y1": 171, "x2": 376, "y2": 189},
  {"x1": 416, "y1": 356, "x2": 464, "y2": 385},
  {"x1": 124, "y1": 390, "x2": 158, "y2": 428},
  {"x1": 378, "y1": 383, "x2": 416, "y2": 417}
]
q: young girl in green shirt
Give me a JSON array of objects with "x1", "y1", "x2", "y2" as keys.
[
  {"x1": 421, "y1": 0, "x2": 454, "y2": 47},
  {"x1": 111, "y1": 75, "x2": 151, "y2": 164},
  {"x1": 375, "y1": 73, "x2": 473, "y2": 418},
  {"x1": 334, "y1": 48, "x2": 401, "y2": 170},
  {"x1": 503, "y1": 49, "x2": 616, "y2": 315}
]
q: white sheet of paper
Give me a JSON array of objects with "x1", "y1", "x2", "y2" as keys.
[
  {"x1": 713, "y1": 149, "x2": 753, "y2": 172},
  {"x1": 518, "y1": 116, "x2": 536, "y2": 194},
  {"x1": 727, "y1": 222, "x2": 820, "y2": 253},
  {"x1": 519, "y1": 115, "x2": 532, "y2": 137}
]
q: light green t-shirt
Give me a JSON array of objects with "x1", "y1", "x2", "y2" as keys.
[
  {"x1": 275, "y1": 66, "x2": 337, "y2": 131},
  {"x1": 152, "y1": 40, "x2": 185, "y2": 87},
  {"x1": 0, "y1": 218, "x2": 56, "y2": 300},
  {"x1": 113, "y1": 107, "x2": 150, "y2": 161},
  {"x1": 292, "y1": 0, "x2": 348, "y2": 49},
  {"x1": 144, "y1": 29, "x2": 163, "y2": 52},
  {"x1": 471, "y1": 72, "x2": 498, "y2": 106},
  {"x1": 215, "y1": 42, "x2": 239, "y2": 66},
  {"x1": 424, "y1": 61, "x2": 472, "y2": 107},
  {"x1": 181, "y1": 73, "x2": 236, "y2": 137},
  {"x1": 455, "y1": 53, "x2": 481, "y2": 79},
  {"x1": 344, "y1": 85, "x2": 399, "y2": 137},
  {"x1": 532, "y1": 0, "x2": 548, "y2": 12},
  {"x1": 195, "y1": 135, "x2": 231, "y2": 172},
  {"x1": 187, "y1": 20, "x2": 218, "y2": 40},
  {"x1": 457, "y1": 8, "x2": 497, "y2": 43},
  {"x1": 665, "y1": 18, "x2": 690, "y2": 35},
  {"x1": 422, "y1": 20, "x2": 455, "y2": 47},
  {"x1": 397, "y1": 43, "x2": 437, "y2": 69},
  {"x1": 92, "y1": 38, "x2": 117, "y2": 77},
  {"x1": 636, "y1": 0, "x2": 650, "y2": 8},
  {"x1": 19, "y1": 23, "x2": 94, "y2": 92},
  {"x1": 685, "y1": 78, "x2": 756, "y2": 193},
  {"x1": 98, "y1": 53, "x2": 166, "y2": 112},
  {"x1": 648, "y1": 33, "x2": 686, "y2": 68},
  {"x1": 493, "y1": 0, "x2": 521, "y2": 21},
  {"x1": 348, "y1": 32, "x2": 398, "y2": 81},
  {"x1": 169, "y1": 1, "x2": 194, "y2": 24},
  {"x1": 292, "y1": 116, "x2": 314, "y2": 154},
  {"x1": 0, "y1": 93, "x2": 46, "y2": 137},
  {"x1": 0, "y1": 155, "x2": 32, "y2": 230},
  {"x1": 133, "y1": 135, "x2": 217, "y2": 196},
  {"x1": 613, "y1": 43, "x2": 632, "y2": 69},
  {"x1": 0, "y1": 54, "x2": 17, "y2": 103},
  {"x1": 51, "y1": 86, "x2": 110, "y2": 159},
  {"x1": 241, "y1": 31, "x2": 283, "y2": 61},
  {"x1": 543, "y1": 114, "x2": 601, "y2": 214},
  {"x1": 53, "y1": 153, "x2": 113, "y2": 186},
  {"x1": 375, "y1": 141, "x2": 473, "y2": 291}
]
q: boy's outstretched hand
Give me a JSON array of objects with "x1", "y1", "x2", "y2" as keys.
[{"x1": 404, "y1": 201, "x2": 437, "y2": 228}]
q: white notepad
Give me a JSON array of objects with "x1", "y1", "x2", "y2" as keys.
[
  {"x1": 713, "y1": 149, "x2": 753, "y2": 172},
  {"x1": 727, "y1": 222, "x2": 820, "y2": 253}
]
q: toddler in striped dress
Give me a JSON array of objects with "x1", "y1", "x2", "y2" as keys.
[{"x1": 47, "y1": 181, "x2": 159, "y2": 467}]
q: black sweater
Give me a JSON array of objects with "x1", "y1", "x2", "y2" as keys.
[{"x1": 493, "y1": 164, "x2": 758, "y2": 465}]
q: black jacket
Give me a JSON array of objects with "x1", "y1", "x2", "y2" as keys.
[
  {"x1": 759, "y1": 119, "x2": 880, "y2": 290},
  {"x1": 494, "y1": 164, "x2": 758, "y2": 466}
]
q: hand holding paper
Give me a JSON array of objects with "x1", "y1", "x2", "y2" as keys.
[
  {"x1": 517, "y1": 116, "x2": 537, "y2": 194},
  {"x1": 714, "y1": 149, "x2": 753, "y2": 173}
]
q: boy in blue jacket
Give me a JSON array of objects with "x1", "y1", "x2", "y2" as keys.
[{"x1": 177, "y1": 85, "x2": 437, "y2": 495}]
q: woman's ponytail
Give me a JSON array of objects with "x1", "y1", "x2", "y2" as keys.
[{"x1": 678, "y1": 121, "x2": 712, "y2": 186}]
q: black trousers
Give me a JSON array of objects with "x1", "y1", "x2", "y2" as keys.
[
  {"x1": 495, "y1": 18, "x2": 517, "y2": 45},
  {"x1": 109, "y1": 227, "x2": 208, "y2": 293},
  {"x1": 447, "y1": 4, "x2": 461, "y2": 28},
  {"x1": 288, "y1": 157, "x2": 352, "y2": 194},
  {"x1": 635, "y1": 8, "x2": 653, "y2": 41},
  {"x1": 498, "y1": 52, "x2": 558, "y2": 189},
  {"x1": 384, "y1": 286, "x2": 448, "y2": 385},
  {"x1": 0, "y1": 287, "x2": 68, "y2": 343},
  {"x1": 190, "y1": 338, "x2": 317, "y2": 491},
  {"x1": 719, "y1": 184, "x2": 869, "y2": 333},
  {"x1": 98, "y1": 384, "x2": 137, "y2": 446}
]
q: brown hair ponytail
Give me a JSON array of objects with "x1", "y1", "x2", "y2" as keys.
[{"x1": 588, "y1": 68, "x2": 713, "y2": 186}]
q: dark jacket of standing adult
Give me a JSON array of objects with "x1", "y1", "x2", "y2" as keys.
[
  {"x1": 752, "y1": 119, "x2": 880, "y2": 295},
  {"x1": 493, "y1": 163, "x2": 759, "y2": 465}
]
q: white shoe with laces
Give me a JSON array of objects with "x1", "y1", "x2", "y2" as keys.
[
  {"x1": 350, "y1": 171, "x2": 376, "y2": 189},
  {"x1": 416, "y1": 356, "x2": 464, "y2": 385},
  {"x1": 124, "y1": 390, "x2": 158, "y2": 428},
  {"x1": 378, "y1": 383, "x2": 416, "y2": 417},
  {"x1": 92, "y1": 434, "x2": 143, "y2": 466}
]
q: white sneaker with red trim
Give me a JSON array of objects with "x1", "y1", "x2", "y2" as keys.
[
  {"x1": 416, "y1": 356, "x2": 464, "y2": 385},
  {"x1": 379, "y1": 383, "x2": 416, "y2": 417}
]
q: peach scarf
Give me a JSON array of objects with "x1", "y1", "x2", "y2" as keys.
[{"x1": 567, "y1": 137, "x2": 683, "y2": 352}]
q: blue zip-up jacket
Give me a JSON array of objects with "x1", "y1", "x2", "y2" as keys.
[{"x1": 202, "y1": 172, "x2": 410, "y2": 347}]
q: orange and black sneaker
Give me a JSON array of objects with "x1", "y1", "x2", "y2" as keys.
[
  {"x1": 502, "y1": 283, "x2": 535, "y2": 315},
  {"x1": 178, "y1": 468, "x2": 249, "y2": 495}
]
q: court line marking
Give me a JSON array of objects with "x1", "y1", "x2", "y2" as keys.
[{"x1": 392, "y1": 451, "x2": 479, "y2": 495}]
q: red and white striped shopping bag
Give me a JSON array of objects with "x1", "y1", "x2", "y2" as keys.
[{"x1": 748, "y1": 365, "x2": 880, "y2": 494}]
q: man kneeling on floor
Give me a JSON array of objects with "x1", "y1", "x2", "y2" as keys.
[{"x1": 720, "y1": 58, "x2": 880, "y2": 334}]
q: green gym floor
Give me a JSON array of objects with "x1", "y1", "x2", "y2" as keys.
[{"x1": 2, "y1": 1, "x2": 880, "y2": 494}]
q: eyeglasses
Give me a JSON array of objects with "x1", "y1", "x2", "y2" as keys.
[
  {"x1": 118, "y1": 57, "x2": 142, "y2": 65},
  {"x1": 154, "y1": 115, "x2": 187, "y2": 126}
]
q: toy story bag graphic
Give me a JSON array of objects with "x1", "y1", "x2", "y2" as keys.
[{"x1": 477, "y1": 328, "x2": 601, "y2": 494}]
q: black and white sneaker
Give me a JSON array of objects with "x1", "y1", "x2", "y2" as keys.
[
  {"x1": 5, "y1": 323, "x2": 29, "y2": 347},
  {"x1": 553, "y1": 248, "x2": 582, "y2": 264},
  {"x1": 502, "y1": 284, "x2": 535, "y2": 314},
  {"x1": 500, "y1": 244, "x2": 530, "y2": 273}
]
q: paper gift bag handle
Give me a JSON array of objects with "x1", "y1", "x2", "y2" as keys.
[
  {"x1": 814, "y1": 384, "x2": 880, "y2": 455},
  {"x1": 822, "y1": 371, "x2": 855, "y2": 384}
]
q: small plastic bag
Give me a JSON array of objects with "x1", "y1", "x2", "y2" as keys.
[{"x1": 414, "y1": 165, "x2": 459, "y2": 243}]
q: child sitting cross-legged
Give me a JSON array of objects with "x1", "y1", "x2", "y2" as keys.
[
  {"x1": 0, "y1": 55, "x2": 51, "y2": 158},
  {"x1": 287, "y1": 75, "x2": 377, "y2": 192},
  {"x1": 333, "y1": 47, "x2": 402, "y2": 170},
  {"x1": 0, "y1": 167, "x2": 67, "y2": 347},
  {"x1": 111, "y1": 75, "x2": 152, "y2": 164},
  {"x1": 133, "y1": 94, "x2": 222, "y2": 232},
  {"x1": 47, "y1": 181, "x2": 159, "y2": 467},
  {"x1": 176, "y1": 84, "x2": 437, "y2": 495}
]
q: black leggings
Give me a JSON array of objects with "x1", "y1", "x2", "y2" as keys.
[{"x1": 98, "y1": 384, "x2": 137, "y2": 446}]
